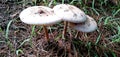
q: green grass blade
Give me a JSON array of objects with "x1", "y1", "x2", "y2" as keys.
[
  {"x1": 95, "y1": 33, "x2": 101, "y2": 45},
  {"x1": 5, "y1": 20, "x2": 14, "y2": 40},
  {"x1": 117, "y1": 25, "x2": 120, "y2": 35},
  {"x1": 31, "y1": 25, "x2": 36, "y2": 37},
  {"x1": 104, "y1": 16, "x2": 111, "y2": 25},
  {"x1": 113, "y1": 9, "x2": 120, "y2": 17},
  {"x1": 62, "y1": 0, "x2": 64, "y2": 4},
  {"x1": 16, "y1": 49, "x2": 24, "y2": 55},
  {"x1": 18, "y1": 38, "x2": 30, "y2": 48},
  {"x1": 92, "y1": 0, "x2": 95, "y2": 8},
  {"x1": 91, "y1": 8, "x2": 100, "y2": 15}
]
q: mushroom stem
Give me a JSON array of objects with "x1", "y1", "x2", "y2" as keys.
[
  {"x1": 43, "y1": 25, "x2": 49, "y2": 41},
  {"x1": 63, "y1": 21, "x2": 68, "y2": 38}
]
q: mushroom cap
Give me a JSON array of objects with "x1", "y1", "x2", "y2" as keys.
[
  {"x1": 19, "y1": 6, "x2": 62, "y2": 25},
  {"x1": 53, "y1": 4, "x2": 87, "y2": 23},
  {"x1": 69, "y1": 15, "x2": 97, "y2": 32}
]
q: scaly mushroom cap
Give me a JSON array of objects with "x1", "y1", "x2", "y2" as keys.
[
  {"x1": 19, "y1": 6, "x2": 61, "y2": 25},
  {"x1": 69, "y1": 15, "x2": 97, "y2": 32},
  {"x1": 53, "y1": 4, "x2": 87, "y2": 23}
]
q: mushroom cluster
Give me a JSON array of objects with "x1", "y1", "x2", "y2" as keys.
[
  {"x1": 19, "y1": 4, "x2": 97, "y2": 41},
  {"x1": 53, "y1": 4, "x2": 97, "y2": 36}
]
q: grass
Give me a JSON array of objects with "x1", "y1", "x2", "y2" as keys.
[
  {"x1": 0, "y1": 0, "x2": 120, "y2": 57},
  {"x1": 5, "y1": 19, "x2": 14, "y2": 49}
]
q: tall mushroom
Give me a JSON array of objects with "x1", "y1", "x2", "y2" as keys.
[
  {"x1": 19, "y1": 6, "x2": 62, "y2": 41},
  {"x1": 69, "y1": 15, "x2": 97, "y2": 32},
  {"x1": 53, "y1": 4, "x2": 87, "y2": 37}
]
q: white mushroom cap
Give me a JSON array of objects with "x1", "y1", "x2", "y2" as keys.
[
  {"x1": 53, "y1": 4, "x2": 87, "y2": 23},
  {"x1": 19, "y1": 6, "x2": 62, "y2": 25},
  {"x1": 69, "y1": 15, "x2": 97, "y2": 32}
]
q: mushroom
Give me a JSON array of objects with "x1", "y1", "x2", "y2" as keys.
[
  {"x1": 69, "y1": 15, "x2": 97, "y2": 32},
  {"x1": 19, "y1": 6, "x2": 62, "y2": 41},
  {"x1": 53, "y1": 4, "x2": 87, "y2": 37}
]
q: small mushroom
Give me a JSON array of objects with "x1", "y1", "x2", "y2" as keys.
[
  {"x1": 53, "y1": 4, "x2": 87, "y2": 23},
  {"x1": 53, "y1": 4, "x2": 87, "y2": 37},
  {"x1": 19, "y1": 6, "x2": 61, "y2": 41},
  {"x1": 69, "y1": 15, "x2": 97, "y2": 32}
]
